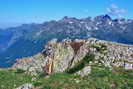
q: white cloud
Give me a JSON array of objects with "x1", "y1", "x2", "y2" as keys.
[{"x1": 107, "y1": 4, "x2": 126, "y2": 18}]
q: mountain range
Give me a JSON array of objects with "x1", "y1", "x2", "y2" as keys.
[{"x1": 1, "y1": 14, "x2": 133, "y2": 67}]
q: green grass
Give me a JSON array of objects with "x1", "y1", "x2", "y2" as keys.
[
  {"x1": 87, "y1": 66, "x2": 133, "y2": 89},
  {"x1": 32, "y1": 66, "x2": 133, "y2": 89},
  {"x1": 0, "y1": 69, "x2": 32, "y2": 89},
  {"x1": 1, "y1": 66, "x2": 133, "y2": 89}
]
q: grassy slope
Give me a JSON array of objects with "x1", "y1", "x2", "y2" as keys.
[
  {"x1": 0, "y1": 69, "x2": 32, "y2": 89},
  {"x1": 0, "y1": 66, "x2": 133, "y2": 89},
  {"x1": 33, "y1": 66, "x2": 133, "y2": 89}
]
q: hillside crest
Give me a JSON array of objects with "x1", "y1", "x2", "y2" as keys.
[{"x1": 12, "y1": 38, "x2": 133, "y2": 76}]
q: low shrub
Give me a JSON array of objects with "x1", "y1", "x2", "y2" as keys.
[
  {"x1": 33, "y1": 81, "x2": 43, "y2": 86},
  {"x1": 15, "y1": 69, "x2": 25, "y2": 73}
]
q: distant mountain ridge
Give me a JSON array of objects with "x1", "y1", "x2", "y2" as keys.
[{"x1": 1, "y1": 14, "x2": 133, "y2": 67}]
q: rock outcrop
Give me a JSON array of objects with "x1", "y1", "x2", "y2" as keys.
[
  {"x1": 12, "y1": 38, "x2": 133, "y2": 76},
  {"x1": 13, "y1": 53, "x2": 46, "y2": 75}
]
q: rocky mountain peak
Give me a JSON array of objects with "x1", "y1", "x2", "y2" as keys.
[
  {"x1": 94, "y1": 14, "x2": 112, "y2": 22},
  {"x1": 60, "y1": 16, "x2": 79, "y2": 23},
  {"x1": 104, "y1": 14, "x2": 112, "y2": 20}
]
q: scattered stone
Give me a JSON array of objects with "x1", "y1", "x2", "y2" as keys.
[
  {"x1": 32, "y1": 77, "x2": 37, "y2": 81},
  {"x1": 76, "y1": 66, "x2": 91, "y2": 77},
  {"x1": 16, "y1": 83, "x2": 33, "y2": 89}
]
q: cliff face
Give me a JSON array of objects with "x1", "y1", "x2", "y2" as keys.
[{"x1": 12, "y1": 38, "x2": 133, "y2": 76}]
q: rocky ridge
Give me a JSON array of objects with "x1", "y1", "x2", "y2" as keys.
[{"x1": 12, "y1": 38, "x2": 133, "y2": 76}]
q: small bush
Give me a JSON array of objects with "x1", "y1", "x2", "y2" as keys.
[
  {"x1": 15, "y1": 69, "x2": 25, "y2": 73},
  {"x1": 91, "y1": 44, "x2": 107, "y2": 53},
  {"x1": 38, "y1": 72, "x2": 48, "y2": 78},
  {"x1": 33, "y1": 81, "x2": 42, "y2": 86}
]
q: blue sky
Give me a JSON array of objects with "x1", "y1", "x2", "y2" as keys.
[{"x1": 0, "y1": 0, "x2": 132, "y2": 28}]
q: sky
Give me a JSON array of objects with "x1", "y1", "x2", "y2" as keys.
[{"x1": 0, "y1": 0, "x2": 132, "y2": 28}]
